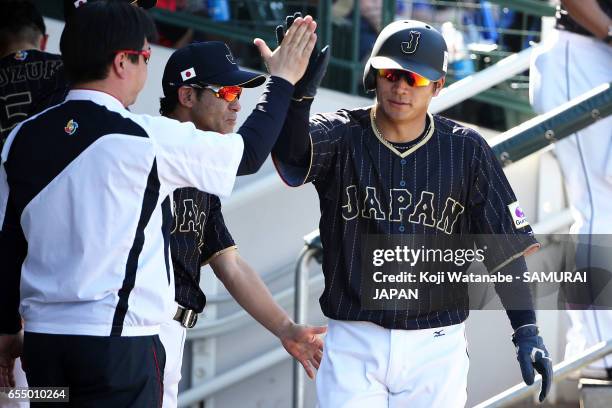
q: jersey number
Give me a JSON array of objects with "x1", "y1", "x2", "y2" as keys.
[{"x1": 0, "y1": 92, "x2": 32, "y2": 133}]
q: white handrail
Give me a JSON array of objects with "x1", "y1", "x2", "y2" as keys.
[
  {"x1": 177, "y1": 347, "x2": 289, "y2": 407},
  {"x1": 429, "y1": 46, "x2": 534, "y2": 114}
]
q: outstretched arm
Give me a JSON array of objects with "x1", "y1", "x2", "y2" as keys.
[{"x1": 210, "y1": 250, "x2": 326, "y2": 379}]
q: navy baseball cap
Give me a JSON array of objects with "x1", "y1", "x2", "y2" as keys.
[{"x1": 162, "y1": 41, "x2": 266, "y2": 96}]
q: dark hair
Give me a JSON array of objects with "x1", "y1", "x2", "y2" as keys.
[
  {"x1": 60, "y1": 1, "x2": 157, "y2": 84},
  {"x1": 63, "y1": 0, "x2": 155, "y2": 22},
  {"x1": 159, "y1": 87, "x2": 204, "y2": 117},
  {"x1": 0, "y1": 0, "x2": 46, "y2": 55}
]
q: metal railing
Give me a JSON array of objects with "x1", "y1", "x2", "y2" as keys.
[
  {"x1": 292, "y1": 231, "x2": 322, "y2": 408},
  {"x1": 491, "y1": 83, "x2": 612, "y2": 165},
  {"x1": 429, "y1": 46, "x2": 533, "y2": 114},
  {"x1": 475, "y1": 339, "x2": 612, "y2": 407}
]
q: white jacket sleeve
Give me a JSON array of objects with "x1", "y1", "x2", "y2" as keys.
[{"x1": 139, "y1": 114, "x2": 244, "y2": 198}]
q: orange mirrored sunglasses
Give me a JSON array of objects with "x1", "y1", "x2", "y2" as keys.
[
  {"x1": 377, "y1": 69, "x2": 432, "y2": 87},
  {"x1": 204, "y1": 85, "x2": 243, "y2": 102}
]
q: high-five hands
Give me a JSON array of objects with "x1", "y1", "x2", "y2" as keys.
[
  {"x1": 276, "y1": 12, "x2": 330, "y2": 100},
  {"x1": 254, "y1": 15, "x2": 318, "y2": 85}
]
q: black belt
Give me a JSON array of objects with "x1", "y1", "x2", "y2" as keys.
[{"x1": 173, "y1": 307, "x2": 198, "y2": 328}]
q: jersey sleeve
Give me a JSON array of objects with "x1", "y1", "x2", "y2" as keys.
[
  {"x1": 272, "y1": 108, "x2": 347, "y2": 187},
  {"x1": 467, "y1": 135, "x2": 539, "y2": 272},
  {"x1": 142, "y1": 115, "x2": 244, "y2": 198},
  {"x1": 200, "y1": 196, "x2": 236, "y2": 265}
]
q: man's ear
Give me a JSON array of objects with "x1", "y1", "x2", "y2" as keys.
[
  {"x1": 433, "y1": 76, "x2": 446, "y2": 96},
  {"x1": 177, "y1": 86, "x2": 194, "y2": 108},
  {"x1": 39, "y1": 34, "x2": 49, "y2": 51},
  {"x1": 111, "y1": 52, "x2": 127, "y2": 79}
]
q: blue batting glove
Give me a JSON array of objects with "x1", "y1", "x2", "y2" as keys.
[{"x1": 512, "y1": 324, "x2": 553, "y2": 402}]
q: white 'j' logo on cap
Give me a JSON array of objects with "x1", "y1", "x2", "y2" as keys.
[
  {"x1": 181, "y1": 67, "x2": 196, "y2": 81},
  {"x1": 401, "y1": 31, "x2": 421, "y2": 54}
]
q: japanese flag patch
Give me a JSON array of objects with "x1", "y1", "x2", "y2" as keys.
[
  {"x1": 181, "y1": 67, "x2": 196, "y2": 81},
  {"x1": 442, "y1": 51, "x2": 448, "y2": 73},
  {"x1": 508, "y1": 201, "x2": 529, "y2": 229}
]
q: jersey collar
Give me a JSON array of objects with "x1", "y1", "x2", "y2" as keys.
[
  {"x1": 65, "y1": 89, "x2": 125, "y2": 113},
  {"x1": 369, "y1": 108, "x2": 435, "y2": 159}
]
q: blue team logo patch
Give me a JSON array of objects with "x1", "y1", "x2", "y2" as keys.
[
  {"x1": 64, "y1": 119, "x2": 79, "y2": 135},
  {"x1": 14, "y1": 50, "x2": 28, "y2": 61}
]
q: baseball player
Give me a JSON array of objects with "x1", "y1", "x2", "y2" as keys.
[
  {"x1": 0, "y1": 0, "x2": 66, "y2": 148},
  {"x1": 157, "y1": 41, "x2": 325, "y2": 407},
  {"x1": 530, "y1": 0, "x2": 612, "y2": 380},
  {"x1": 273, "y1": 19, "x2": 553, "y2": 407},
  {"x1": 0, "y1": 2, "x2": 316, "y2": 405}
]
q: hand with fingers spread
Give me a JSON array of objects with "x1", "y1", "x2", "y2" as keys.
[
  {"x1": 0, "y1": 332, "x2": 23, "y2": 388},
  {"x1": 278, "y1": 322, "x2": 326, "y2": 379},
  {"x1": 276, "y1": 12, "x2": 330, "y2": 100},
  {"x1": 253, "y1": 15, "x2": 318, "y2": 85}
]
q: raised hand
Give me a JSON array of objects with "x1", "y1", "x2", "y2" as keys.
[
  {"x1": 253, "y1": 15, "x2": 318, "y2": 85},
  {"x1": 278, "y1": 322, "x2": 326, "y2": 379},
  {"x1": 276, "y1": 12, "x2": 330, "y2": 100}
]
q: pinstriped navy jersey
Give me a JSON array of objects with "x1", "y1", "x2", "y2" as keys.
[
  {"x1": 170, "y1": 187, "x2": 235, "y2": 313},
  {"x1": 273, "y1": 106, "x2": 538, "y2": 330},
  {"x1": 0, "y1": 50, "x2": 66, "y2": 147}
]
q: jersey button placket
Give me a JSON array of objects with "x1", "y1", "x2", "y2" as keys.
[{"x1": 398, "y1": 157, "x2": 407, "y2": 232}]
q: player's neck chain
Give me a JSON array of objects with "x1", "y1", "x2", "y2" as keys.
[{"x1": 370, "y1": 107, "x2": 435, "y2": 159}]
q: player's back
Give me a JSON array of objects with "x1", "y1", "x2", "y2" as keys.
[
  {"x1": 0, "y1": 49, "x2": 66, "y2": 146},
  {"x1": 2, "y1": 95, "x2": 174, "y2": 337}
]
